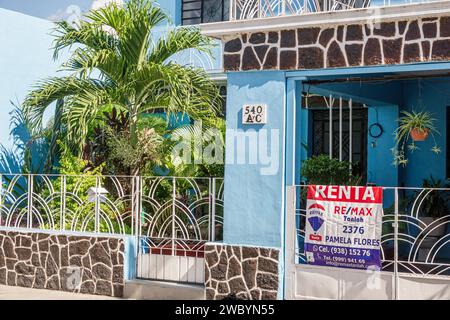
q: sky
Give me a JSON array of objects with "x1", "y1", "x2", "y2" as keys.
[{"x1": 0, "y1": 0, "x2": 119, "y2": 21}]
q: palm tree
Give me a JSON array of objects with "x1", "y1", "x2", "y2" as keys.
[{"x1": 23, "y1": 0, "x2": 221, "y2": 175}]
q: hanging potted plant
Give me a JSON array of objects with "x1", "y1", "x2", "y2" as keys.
[{"x1": 392, "y1": 110, "x2": 440, "y2": 166}]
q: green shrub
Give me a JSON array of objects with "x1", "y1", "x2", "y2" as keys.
[
  {"x1": 301, "y1": 155, "x2": 363, "y2": 186},
  {"x1": 38, "y1": 142, "x2": 130, "y2": 234}
]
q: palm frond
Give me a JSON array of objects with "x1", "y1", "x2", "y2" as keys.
[
  {"x1": 63, "y1": 47, "x2": 127, "y2": 83},
  {"x1": 148, "y1": 27, "x2": 214, "y2": 64},
  {"x1": 43, "y1": 99, "x2": 64, "y2": 173},
  {"x1": 52, "y1": 20, "x2": 119, "y2": 60},
  {"x1": 138, "y1": 63, "x2": 221, "y2": 119},
  {"x1": 23, "y1": 77, "x2": 111, "y2": 130}
]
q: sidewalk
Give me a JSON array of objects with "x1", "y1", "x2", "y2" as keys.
[{"x1": 0, "y1": 285, "x2": 122, "y2": 300}]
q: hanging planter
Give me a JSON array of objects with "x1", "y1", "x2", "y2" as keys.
[
  {"x1": 392, "y1": 110, "x2": 440, "y2": 166},
  {"x1": 410, "y1": 128, "x2": 429, "y2": 141}
]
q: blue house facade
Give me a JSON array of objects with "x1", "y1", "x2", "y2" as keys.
[{"x1": 200, "y1": 0, "x2": 450, "y2": 299}]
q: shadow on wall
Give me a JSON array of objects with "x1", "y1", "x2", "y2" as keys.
[{"x1": 0, "y1": 102, "x2": 50, "y2": 174}]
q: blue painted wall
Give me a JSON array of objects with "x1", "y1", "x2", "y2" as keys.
[
  {"x1": 223, "y1": 71, "x2": 286, "y2": 248},
  {"x1": 124, "y1": 236, "x2": 137, "y2": 280},
  {"x1": 367, "y1": 105, "x2": 399, "y2": 187},
  {"x1": 307, "y1": 81, "x2": 403, "y2": 107},
  {"x1": 156, "y1": 0, "x2": 181, "y2": 25},
  {"x1": 0, "y1": 9, "x2": 67, "y2": 151},
  {"x1": 400, "y1": 79, "x2": 450, "y2": 187}
]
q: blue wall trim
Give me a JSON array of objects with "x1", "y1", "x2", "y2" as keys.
[
  {"x1": 286, "y1": 62, "x2": 450, "y2": 78},
  {"x1": 124, "y1": 236, "x2": 137, "y2": 281}
]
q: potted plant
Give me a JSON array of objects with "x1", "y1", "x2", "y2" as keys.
[{"x1": 392, "y1": 110, "x2": 440, "y2": 166}]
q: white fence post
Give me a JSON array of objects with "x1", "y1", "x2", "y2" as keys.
[
  {"x1": 229, "y1": 0, "x2": 235, "y2": 20},
  {"x1": 131, "y1": 176, "x2": 136, "y2": 236},
  {"x1": 134, "y1": 175, "x2": 142, "y2": 278},
  {"x1": 394, "y1": 187, "x2": 399, "y2": 300},
  {"x1": 285, "y1": 185, "x2": 297, "y2": 300},
  {"x1": 60, "y1": 175, "x2": 66, "y2": 231},
  {"x1": 27, "y1": 175, "x2": 33, "y2": 229},
  {"x1": 172, "y1": 177, "x2": 176, "y2": 256},
  {"x1": 94, "y1": 176, "x2": 100, "y2": 233},
  {"x1": 211, "y1": 178, "x2": 216, "y2": 242}
]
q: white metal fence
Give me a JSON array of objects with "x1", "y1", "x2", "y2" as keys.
[
  {"x1": 285, "y1": 185, "x2": 450, "y2": 299},
  {"x1": 0, "y1": 174, "x2": 224, "y2": 284},
  {"x1": 230, "y1": 0, "x2": 444, "y2": 20}
]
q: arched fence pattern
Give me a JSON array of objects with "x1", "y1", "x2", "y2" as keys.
[
  {"x1": 0, "y1": 174, "x2": 224, "y2": 284},
  {"x1": 292, "y1": 185, "x2": 450, "y2": 278}
]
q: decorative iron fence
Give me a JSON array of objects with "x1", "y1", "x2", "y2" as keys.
[
  {"x1": 135, "y1": 177, "x2": 224, "y2": 283},
  {"x1": 230, "y1": 0, "x2": 444, "y2": 20},
  {"x1": 291, "y1": 185, "x2": 450, "y2": 277},
  {"x1": 0, "y1": 174, "x2": 224, "y2": 284}
]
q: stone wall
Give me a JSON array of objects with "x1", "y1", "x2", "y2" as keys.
[
  {"x1": 0, "y1": 230, "x2": 124, "y2": 297},
  {"x1": 223, "y1": 15, "x2": 450, "y2": 71},
  {"x1": 205, "y1": 244, "x2": 279, "y2": 300}
]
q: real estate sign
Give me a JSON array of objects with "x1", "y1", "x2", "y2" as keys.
[{"x1": 304, "y1": 185, "x2": 383, "y2": 270}]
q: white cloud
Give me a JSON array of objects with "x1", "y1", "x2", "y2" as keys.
[
  {"x1": 47, "y1": 9, "x2": 67, "y2": 22},
  {"x1": 47, "y1": 5, "x2": 82, "y2": 24},
  {"x1": 91, "y1": 0, "x2": 124, "y2": 10}
]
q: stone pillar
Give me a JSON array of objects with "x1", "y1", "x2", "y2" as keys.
[
  {"x1": 222, "y1": 71, "x2": 286, "y2": 248},
  {"x1": 205, "y1": 244, "x2": 279, "y2": 300}
]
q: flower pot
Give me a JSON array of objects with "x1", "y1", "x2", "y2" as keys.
[{"x1": 410, "y1": 128, "x2": 429, "y2": 141}]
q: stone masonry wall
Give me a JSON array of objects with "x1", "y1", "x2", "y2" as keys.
[
  {"x1": 205, "y1": 244, "x2": 279, "y2": 300},
  {"x1": 223, "y1": 15, "x2": 450, "y2": 71},
  {"x1": 0, "y1": 230, "x2": 124, "y2": 297}
]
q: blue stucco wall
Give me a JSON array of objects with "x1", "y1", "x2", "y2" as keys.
[
  {"x1": 367, "y1": 105, "x2": 399, "y2": 187},
  {"x1": 223, "y1": 71, "x2": 286, "y2": 248},
  {"x1": 156, "y1": 0, "x2": 181, "y2": 25},
  {"x1": 124, "y1": 235, "x2": 137, "y2": 280},
  {"x1": 0, "y1": 9, "x2": 66, "y2": 151},
  {"x1": 400, "y1": 79, "x2": 450, "y2": 187}
]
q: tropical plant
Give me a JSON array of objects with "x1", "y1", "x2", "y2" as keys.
[
  {"x1": 105, "y1": 126, "x2": 163, "y2": 174},
  {"x1": 22, "y1": 0, "x2": 221, "y2": 175},
  {"x1": 392, "y1": 110, "x2": 440, "y2": 166},
  {"x1": 82, "y1": 107, "x2": 129, "y2": 171},
  {"x1": 161, "y1": 118, "x2": 225, "y2": 177},
  {"x1": 301, "y1": 155, "x2": 363, "y2": 186}
]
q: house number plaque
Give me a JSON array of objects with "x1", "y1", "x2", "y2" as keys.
[{"x1": 242, "y1": 104, "x2": 267, "y2": 124}]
